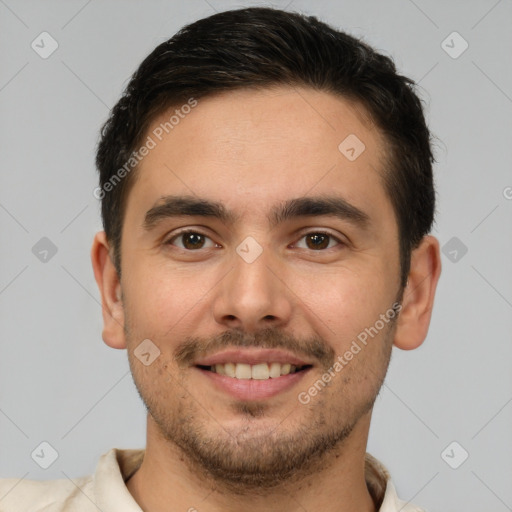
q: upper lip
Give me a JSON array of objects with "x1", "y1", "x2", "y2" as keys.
[{"x1": 193, "y1": 348, "x2": 312, "y2": 367}]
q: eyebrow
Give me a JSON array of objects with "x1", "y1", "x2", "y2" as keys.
[
  {"x1": 143, "y1": 195, "x2": 370, "y2": 231},
  {"x1": 144, "y1": 196, "x2": 236, "y2": 229},
  {"x1": 269, "y1": 196, "x2": 370, "y2": 230}
]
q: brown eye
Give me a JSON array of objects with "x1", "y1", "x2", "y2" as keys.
[
  {"x1": 168, "y1": 231, "x2": 216, "y2": 250},
  {"x1": 305, "y1": 233, "x2": 329, "y2": 249},
  {"x1": 295, "y1": 232, "x2": 341, "y2": 250},
  {"x1": 182, "y1": 233, "x2": 205, "y2": 249}
]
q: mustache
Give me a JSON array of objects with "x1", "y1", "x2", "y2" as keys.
[{"x1": 174, "y1": 328, "x2": 335, "y2": 369}]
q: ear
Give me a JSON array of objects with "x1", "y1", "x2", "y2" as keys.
[
  {"x1": 394, "y1": 235, "x2": 442, "y2": 350},
  {"x1": 91, "y1": 231, "x2": 126, "y2": 349}
]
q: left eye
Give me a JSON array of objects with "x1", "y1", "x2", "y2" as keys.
[
  {"x1": 294, "y1": 232, "x2": 341, "y2": 250},
  {"x1": 167, "y1": 231, "x2": 217, "y2": 250}
]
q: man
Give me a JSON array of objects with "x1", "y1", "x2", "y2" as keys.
[{"x1": 0, "y1": 7, "x2": 441, "y2": 511}]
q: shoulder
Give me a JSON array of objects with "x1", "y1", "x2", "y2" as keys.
[
  {"x1": 0, "y1": 448, "x2": 144, "y2": 512},
  {"x1": 365, "y1": 453, "x2": 427, "y2": 512},
  {"x1": 380, "y1": 479, "x2": 427, "y2": 512},
  {"x1": 0, "y1": 474, "x2": 93, "y2": 512}
]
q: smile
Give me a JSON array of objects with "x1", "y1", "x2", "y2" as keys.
[{"x1": 197, "y1": 362, "x2": 311, "y2": 380}]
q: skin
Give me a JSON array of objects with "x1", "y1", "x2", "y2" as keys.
[{"x1": 92, "y1": 86, "x2": 441, "y2": 512}]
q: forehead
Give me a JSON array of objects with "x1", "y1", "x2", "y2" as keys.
[
  {"x1": 147, "y1": 86, "x2": 379, "y2": 167},
  {"x1": 125, "y1": 86, "x2": 395, "y2": 230}
]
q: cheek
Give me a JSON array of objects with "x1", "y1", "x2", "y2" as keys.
[
  {"x1": 122, "y1": 261, "x2": 219, "y2": 342},
  {"x1": 290, "y1": 265, "x2": 391, "y2": 342}
]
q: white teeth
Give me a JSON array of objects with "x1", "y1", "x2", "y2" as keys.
[
  {"x1": 209, "y1": 362, "x2": 303, "y2": 379},
  {"x1": 269, "y1": 362, "x2": 281, "y2": 378},
  {"x1": 281, "y1": 363, "x2": 291, "y2": 376},
  {"x1": 235, "y1": 363, "x2": 252, "y2": 379},
  {"x1": 251, "y1": 363, "x2": 270, "y2": 380},
  {"x1": 224, "y1": 362, "x2": 236, "y2": 378}
]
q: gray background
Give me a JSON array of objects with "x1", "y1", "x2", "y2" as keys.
[{"x1": 1, "y1": 0, "x2": 511, "y2": 510}]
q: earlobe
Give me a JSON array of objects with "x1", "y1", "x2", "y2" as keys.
[
  {"x1": 393, "y1": 235, "x2": 442, "y2": 350},
  {"x1": 91, "y1": 231, "x2": 127, "y2": 349}
]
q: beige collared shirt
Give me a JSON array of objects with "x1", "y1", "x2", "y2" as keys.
[{"x1": 0, "y1": 449, "x2": 425, "y2": 511}]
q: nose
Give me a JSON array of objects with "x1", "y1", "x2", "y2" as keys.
[{"x1": 211, "y1": 248, "x2": 293, "y2": 332}]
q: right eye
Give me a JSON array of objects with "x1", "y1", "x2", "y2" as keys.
[{"x1": 165, "y1": 230, "x2": 219, "y2": 251}]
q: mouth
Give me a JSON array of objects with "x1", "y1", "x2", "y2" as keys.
[
  {"x1": 193, "y1": 349, "x2": 314, "y2": 401},
  {"x1": 196, "y1": 362, "x2": 312, "y2": 380}
]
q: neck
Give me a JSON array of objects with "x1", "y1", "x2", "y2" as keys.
[{"x1": 126, "y1": 415, "x2": 377, "y2": 512}]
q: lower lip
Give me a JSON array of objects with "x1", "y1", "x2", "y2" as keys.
[{"x1": 195, "y1": 367, "x2": 311, "y2": 401}]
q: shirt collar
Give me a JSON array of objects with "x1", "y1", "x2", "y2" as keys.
[{"x1": 95, "y1": 448, "x2": 422, "y2": 512}]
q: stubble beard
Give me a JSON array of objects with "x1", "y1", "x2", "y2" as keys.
[{"x1": 127, "y1": 321, "x2": 396, "y2": 494}]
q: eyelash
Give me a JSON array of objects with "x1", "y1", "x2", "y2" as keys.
[
  {"x1": 165, "y1": 229, "x2": 219, "y2": 250},
  {"x1": 293, "y1": 230, "x2": 343, "y2": 250},
  {"x1": 165, "y1": 229, "x2": 344, "y2": 251}
]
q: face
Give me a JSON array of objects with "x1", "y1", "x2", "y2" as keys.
[{"x1": 118, "y1": 87, "x2": 403, "y2": 490}]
